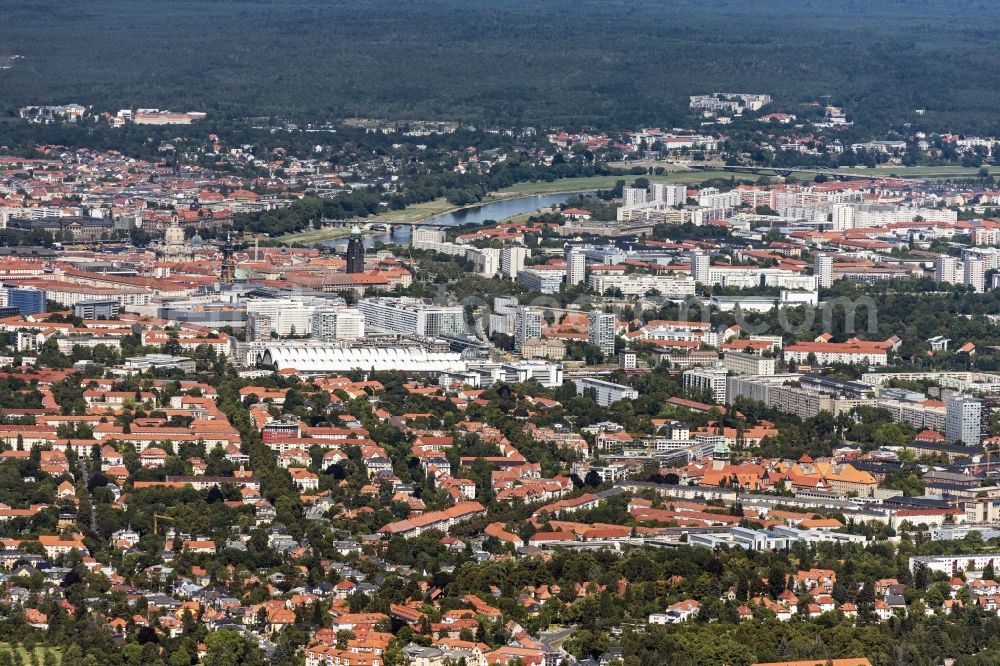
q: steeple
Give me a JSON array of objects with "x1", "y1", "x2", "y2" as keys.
[
  {"x1": 345, "y1": 225, "x2": 365, "y2": 274},
  {"x1": 220, "y1": 233, "x2": 236, "y2": 284}
]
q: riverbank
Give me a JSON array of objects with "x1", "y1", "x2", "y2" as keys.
[
  {"x1": 276, "y1": 226, "x2": 354, "y2": 245},
  {"x1": 275, "y1": 166, "x2": 902, "y2": 246},
  {"x1": 278, "y1": 197, "x2": 492, "y2": 245},
  {"x1": 826, "y1": 165, "x2": 995, "y2": 178},
  {"x1": 276, "y1": 196, "x2": 537, "y2": 246},
  {"x1": 276, "y1": 173, "x2": 703, "y2": 245}
]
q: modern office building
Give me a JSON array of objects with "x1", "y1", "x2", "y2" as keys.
[
  {"x1": 965, "y1": 257, "x2": 986, "y2": 293},
  {"x1": 945, "y1": 394, "x2": 984, "y2": 446},
  {"x1": 723, "y1": 351, "x2": 776, "y2": 376},
  {"x1": 493, "y1": 296, "x2": 519, "y2": 315},
  {"x1": 814, "y1": 253, "x2": 833, "y2": 289},
  {"x1": 683, "y1": 366, "x2": 729, "y2": 404},
  {"x1": 588, "y1": 273, "x2": 695, "y2": 297},
  {"x1": 515, "y1": 269, "x2": 563, "y2": 294},
  {"x1": 246, "y1": 299, "x2": 314, "y2": 337},
  {"x1": 513, "y1": 306, "x2": 542, "y2": 353},
  {"x1": 357, "y1": 297, "x2": 464, "y2": 337},
  {"x1": 410, "y1": 228, "x2": 464, "y2": 256},
  {"x1": 576, "y1": 377, "x2": 639, "y2": 407},
  {"x1": 565, "y1": 247, "x2": 586, "y2": 286},
  {"x1": 411, "y1": 227, "x2": 446, "y2": 245},
  {"x1": 587, "y1": 310, "x2": 616, "y2": 358},
  {"x1": 500, "y1": 245, "x2": 528, "y2": 279},
  {"x1": 488, "y1": 297, "x2": 519, "y2": 336},
  {"x1": 310, "y1": 308, "x2": 366, "y2": 341},
  {"x1": 467, "y1": 247, "x2": 500, "y2": 276},
  {"x1": 697, "y1": 187, "x2": 741, "y2": 211},
  {"x1": 464, "y1": 360, "x2": 564, "y2": 388},
  {"x1": 877, "y1": 397, "x2": 947, "y2": 434},
  {"x1": 623, "y1": 186, "x2": 648, "y2": 207},
  {"x1": 936, "y1": 255, "x2": 959, "y2": 285},
  {"x1": 650, "y1": 183, "x2": 687, "y2": 207},
  {"x1": 690, "y1": 250, "x2": 710, "y2": 284},
  {"x1": 619, "y1": 351, "x2": 638, "y2": 370},
  {"x1": 73, "y1": 299, "x2": 119, "y2": 320},
  {"x1": 6, "y1": 287, "x2": 46, "y2": 315},
  {"x1": 246, "y1": 313, "x2": 273, "y2": 342},
  {"x1": 726, "y1": 374, "x2": 868, "y2": 420}
]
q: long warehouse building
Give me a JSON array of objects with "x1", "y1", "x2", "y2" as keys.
[{"x1": 260, "y1": 345, "x2": 466, "y2": 373}]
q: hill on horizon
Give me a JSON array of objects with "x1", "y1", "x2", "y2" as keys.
[{"x1": 2, "y1": 0, "x2": 1000, "y2": 132}]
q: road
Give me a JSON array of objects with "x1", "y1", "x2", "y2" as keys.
[
  {"x1": 75, "y1": 455, "x2": 99, "y2": 535},
  {"x1": 539, "y1": 626, "x2": 577, "y2": 647}
]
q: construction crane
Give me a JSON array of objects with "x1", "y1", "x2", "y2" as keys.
[
  {"x1": 152, "y1": 513, "x2": 174, "y2": 535},
  {"x1": 984, "y1": 442, "x2": 1000, "y2": 477}
]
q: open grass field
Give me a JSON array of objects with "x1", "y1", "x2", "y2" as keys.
[
  {"x1": 276, "y1": 226, "x2": 353, "y2": 245},
  {"x1": 828, "y1": 165, "x2": 994, "y2": 178},
  {"x1": 495, "y1": 213, "x2": 536, "y2": 225},
  {"x1": 594, "y1": 164, "x2": 995, "y2": 182},
  {"x1": 493, "y1": 171, "x2": 730, "y2": 197},
  {"x1": 491, "y1": 169, "x2": 827, "y2": 197}
]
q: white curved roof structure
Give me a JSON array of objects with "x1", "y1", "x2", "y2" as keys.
[{"x1": 260, "y1": 345, "x2": 467, "y2": 374}]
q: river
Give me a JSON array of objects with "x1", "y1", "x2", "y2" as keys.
[{"x1": 322, "y1": 192, "x2": 585, "y2": 249}]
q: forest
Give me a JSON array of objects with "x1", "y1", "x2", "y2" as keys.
[{"x1": 3, "y1": 0, "x2": 1000, "y2": 132}]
